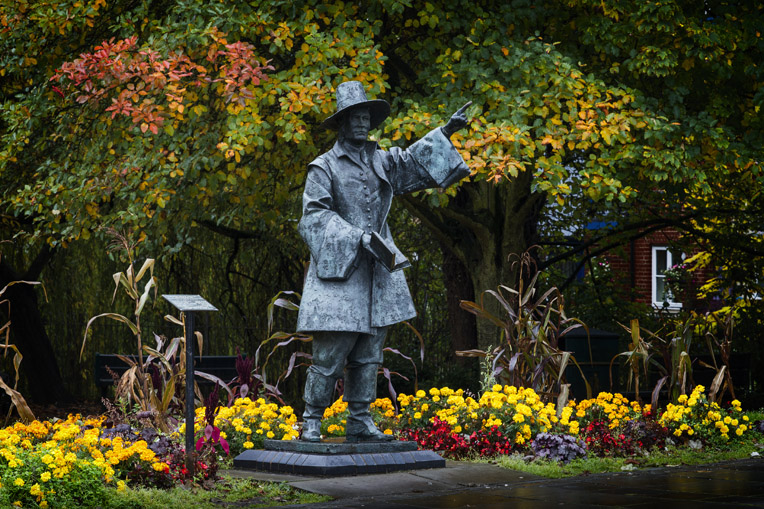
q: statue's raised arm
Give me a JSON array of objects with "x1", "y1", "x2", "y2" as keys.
[{"x1": 442, "y1": 101, "x2": 472, "y2": 139}]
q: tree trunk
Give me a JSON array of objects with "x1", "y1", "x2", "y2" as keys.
[
  {"x1": 0, "y1": 247, "x2": 71, "y2": 404},
  {"x1": 441, "y1": 245, "x2": 477, "y2": 364},
  {"x1": 403, "y1": 173, "x2": 545, "y2": 351}
]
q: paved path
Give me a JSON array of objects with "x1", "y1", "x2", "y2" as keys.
[{"x1": 225, "y1": 456, "x2": 764, "y2": 508}]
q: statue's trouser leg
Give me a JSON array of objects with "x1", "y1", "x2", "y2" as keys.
[
  {"x1": 344, "y1": 327, "x2": 393, "y2": 441},
  {"x1": 301, "y1": 331, "x2": 358, "y2": 441}
]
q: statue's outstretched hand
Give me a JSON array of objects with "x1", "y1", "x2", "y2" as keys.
[{"x1": 442, "y1": 101, "x2": 472, "y2": 139}]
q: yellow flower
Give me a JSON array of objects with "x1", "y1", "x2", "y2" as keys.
[
  {"x1": 117, "y1": 480, "x2": 127, "y2": 492},
  {"x1": 40, "y1": 472, "x2": 51, "y2": 482},
  {"x1": 13, "y1": 478, "x2": 24, "y2": 487},
  {"x1": 266, "y1": 431, "x2": 275, "y2": 439},
  {"x1": 243, "y1": 441, "x2": 254, "y2": 449},
  {"x1": 152, "y1": 462, "x2": 169, "y2": 472},
  {"x1": 414, "y1": 412, "x2": 422, "y2": 419}
]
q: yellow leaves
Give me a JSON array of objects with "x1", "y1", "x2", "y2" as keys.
[{"x1": 540, "y1": 134, "x2": 562, "y2": 150}]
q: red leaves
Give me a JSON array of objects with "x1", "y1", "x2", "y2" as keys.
[{"x1": 51, "y1": 31, "x2": 272, "y2": 134}]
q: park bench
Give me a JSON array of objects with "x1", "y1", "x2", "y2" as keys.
[{"x1": 94, "y1": 353, "x2": 239, "y2": 398}]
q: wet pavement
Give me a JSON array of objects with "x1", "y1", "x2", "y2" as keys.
[{"x1": 225, "y1": 456, "x2": 764, "y2": 508}]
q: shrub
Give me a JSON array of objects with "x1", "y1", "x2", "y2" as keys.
[
  {"x1": 531, "y1": 433, "x2": 587, "y2": 463},
  {"x1": 568, "y1": 392, "x2": 647, "y2": 430},
  {"x1": 187, "y1": 397, "x2": 299, "y2": 454},
  {"x1": 401, "y1": 418, "x2": 471, "y2": 459},
  {"x1": 580, "y1": 420, "x2": 635, "y2": 456},
  {"x1": 658, "y1": 385, "x2": 751, "y2": 444}
]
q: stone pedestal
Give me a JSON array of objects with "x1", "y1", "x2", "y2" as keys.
[{"x1": 233, "y1": 438, "x2": 445, "y2": 476}]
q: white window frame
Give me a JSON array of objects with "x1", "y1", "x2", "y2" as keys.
[{"x1": 652, "y1": 246, "x2": 683, "y2": 309}]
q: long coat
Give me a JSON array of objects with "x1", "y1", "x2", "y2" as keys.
[{"x1": 296, "y1": 127, "x2": 469, "y2": 333}]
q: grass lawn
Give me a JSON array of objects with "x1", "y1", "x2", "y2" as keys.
[
  {"x1": 479, "y1": 440, "x2": 763, "y2": 478},
  {"x1": 101, "y1": 477, "x2": 330, "y2": 508}
]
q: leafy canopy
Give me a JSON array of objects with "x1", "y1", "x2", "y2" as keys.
[{"x1": 1, "y1": 0, "x2": 762, "y2": 273}]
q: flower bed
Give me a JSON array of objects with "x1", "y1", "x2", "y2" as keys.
[
  {"x1": 0, "y1": 415, "x2": 168, "y2": 507},
  {"x1": 319, "y1": 385, "x2": 756, "y2": 459},
  {"x1": 0, "y1": 386, "x2": 756, "y2": 505},
  {"x1": 182, "y1": 397, "x2": 300, "y2": 456}
]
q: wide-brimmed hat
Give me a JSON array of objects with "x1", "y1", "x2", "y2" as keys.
[{"x1": 319, "y1": 81, "x2": 390, "y2": 131}]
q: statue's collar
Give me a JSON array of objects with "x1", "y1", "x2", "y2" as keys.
[{"x1": 332, "y1": 139, "x2": 378, "y2": 166}]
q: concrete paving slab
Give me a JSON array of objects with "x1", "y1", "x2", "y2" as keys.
[
  {"x1": 411, "y1": 460, "x2": 544, "y2": 486},
  {"x1": 288, "y1": 470, "x2": 453, "y2": 499},
  {"x1": 230, "y1": 456, "x2": 764, "y2": 509}
]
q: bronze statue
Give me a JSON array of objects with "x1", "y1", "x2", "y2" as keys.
[{"x1": 297, "y1": 81, "x2": 471, "y2": 442}]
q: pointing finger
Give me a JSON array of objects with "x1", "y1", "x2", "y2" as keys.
[{"x1": 456, "y1": 101, "x2": 473, "y2": 115}]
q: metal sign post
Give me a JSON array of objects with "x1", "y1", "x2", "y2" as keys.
[{"x1": 162, "y1": 294, "x2": 217, "y2": 477}]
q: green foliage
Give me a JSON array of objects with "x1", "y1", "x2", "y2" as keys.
[
  {"x1": 3, "y1": 0, "x2": 761, "y2": 259},
  {"x1": 2, "y1": 0, "x2": 763, "y2": 396},
  {"x1": 102, "y1": 477, "x2": 329, "y2": 509},
  {"x1": 0, "y1": 453, "x2": 108, "y2": 508},
  {"x1": 489, "y1": 438, "x2": 761, "y2": 478}
]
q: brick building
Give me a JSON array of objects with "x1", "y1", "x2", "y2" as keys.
[{"x1": 603, "y1": 227, "x2": 712, "y2": 310}]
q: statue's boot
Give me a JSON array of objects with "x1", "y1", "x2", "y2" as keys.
[
  {"x1": 301, "y1": 371, "x2": 335, "y2": 442},
  {"x1": 346, "y1": 402, "x2": 394, "y2": 442},
  {"x1": 344, "y1": 364, "x2": 393, "y2": 442}
]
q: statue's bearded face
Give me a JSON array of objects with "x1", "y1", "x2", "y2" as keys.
[{"x1": 339, "y1": 107, "x2": 370, "y2": 143}]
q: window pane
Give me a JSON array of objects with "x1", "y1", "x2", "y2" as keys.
[
  {"x1": 656, "y1": 249, "x2": 668, "y2": 274},
  {"x1": 656, "y1": 277, "x2": 666, "y2": 302}
]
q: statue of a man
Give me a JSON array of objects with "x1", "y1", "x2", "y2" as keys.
[{"x1": 297, "y1": 81, "x2": 471, "y2": 442}]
